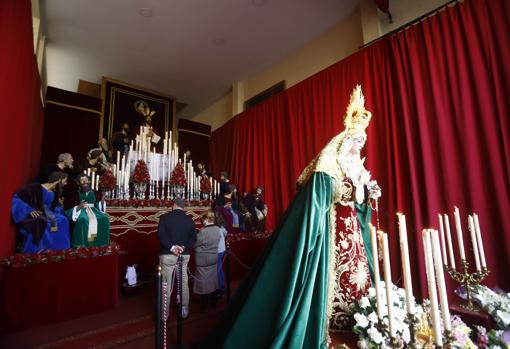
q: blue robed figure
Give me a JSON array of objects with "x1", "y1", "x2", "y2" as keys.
[{"x1": 11, "y1": 172, "x2": 70, "y2": 253}]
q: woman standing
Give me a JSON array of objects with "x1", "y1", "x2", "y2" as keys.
[{"x1": 194, "y1": 211, "x2": 222, "y2": 312}]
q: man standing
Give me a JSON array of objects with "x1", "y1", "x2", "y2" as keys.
[{"x1": 157, "y1": 197, "x2": 197, "y2": 319}]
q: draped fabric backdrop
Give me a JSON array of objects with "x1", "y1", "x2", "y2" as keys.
[
  {"x1": 0, "y1": 1, "x2": 44, "y2": 266},
  {"x1": 210, "y1": 0, "x2": 510, "y2": 298}
]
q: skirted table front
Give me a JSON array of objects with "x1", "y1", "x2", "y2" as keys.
[
  {"x1": 107, "y1": 206, "x2": 271, "y2": 282},
  {"x1": 108, "y1": 206, "x2": 207, "y2": 279}
]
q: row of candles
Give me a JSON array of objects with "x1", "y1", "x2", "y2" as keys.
[
  {"x1": 85, "y1": 168, "x2": 100, "y2": 191},
  {"x1": 372, "y1": 207, "x2": 487, "y2": 347},
  {"x1": 109, "y1": 128, "x2": 221, "y2": 200}
]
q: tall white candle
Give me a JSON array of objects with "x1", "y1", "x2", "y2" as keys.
[
  {"x1": 468, "y1": 215, "x2": 481, "y2": 271},
  {"x1": 438, "y1": 214, "x2": 448, "y2": 266},
  {"x1": 382, "y1": 233, "x2": 396, "y2": 338},
  {"x1": 397, "y1": 213, "x2": 414, "y2": 315},
  {"x1": 370, "y1": 226, "x2": 384, "y2": 320},
  {"x1": 473, "y1": 214, "x2": 487, "y2": 268},
  {"x1": 431, "y1": 229, "x2": 451, "y2": 332},
  {"x1": 423, "y1": 229, "x2": 443, "y2": 346},
  {"x1": 116, "y1": 151, "x2": 120, "y2": 173},
  {"x1": 91, "y1": 172, "x2": 95, "y2": 190},
  {"x1": 454, "y1": 207, "x2": 466, "y2": 260},
  {"x1": 444, "y1": 214, "x2": 456, "y2": 269}
]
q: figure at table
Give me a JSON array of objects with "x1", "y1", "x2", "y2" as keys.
[
  {"x1": 11, "y1": 171, "x2": 71, "y2": 253},
  {"x1": 66, "y1": 173, "x2": 110, "y2": 247}
]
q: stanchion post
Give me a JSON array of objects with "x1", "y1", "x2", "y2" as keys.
[
  {"x1": 226, "y1": 241, "x2": 231, "y2": 302},
  {"x1": 156, "y1": 265, "x2": 162, "y2": 349},
  {"x1": 176, "y1": 255, "x2": 183, "y2": 348}
]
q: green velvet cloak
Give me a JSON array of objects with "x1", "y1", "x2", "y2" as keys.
[{"x1": 199, "y1": 172, "x2": 332, "y2": 349}]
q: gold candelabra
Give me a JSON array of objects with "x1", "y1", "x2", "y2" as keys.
[{"x1": 445, "y1": 259, "x2": 489, "y2": 311}]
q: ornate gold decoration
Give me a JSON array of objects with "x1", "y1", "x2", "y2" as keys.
[
  {"x1": 344, "y1": 85, "x2": 372, "y2": 136},
  {"x1": 445, "y1": 259, "x2": 490, "y2": 311},
  {"x1": 296, "y1": 85, "x2": 373, "y2": 189}
]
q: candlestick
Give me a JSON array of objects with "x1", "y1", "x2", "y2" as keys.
[
  {"x1": 438, "y1": 214, "x2": 448, "y2": 266},
  {"x1": 431, "y1": 230, "x2": 451, "y2": 332},
  {"x1": 444, "y1": 214, "x2": 456, "y2": 270},
  {"x1": 397, "y1": 213, "x2": 414, "y2": 315},
  {"x1": 382, "y1": 233, "x2": 396, "y2": 339},
  {"x1": 422, "y1": 229, "x2": 443, "y2": 347},
  {"x1": 370, "y1": 226, "x2": 383, "y2": 321},
  {"x1": 468, "y1": 215, "x2": 481, "y2": 271},
  {"x1": 473, "y1": 214, "x2": 486, "y2": 268},
  {"x1": 454, "y1": 207, "x2": 466, "y2": 260}
]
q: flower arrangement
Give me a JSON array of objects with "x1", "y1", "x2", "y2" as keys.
[
  {"x1": 352, "y1": 284, "x2": 481, "y2": 349},
  {"x1": 200, "y1": 175, "x2": 212, "y2": 192},
  {"x1": 170, "y1": 163, "x2": 187, "y2": 187},
  {"x1": 353, "y1": 282, "x2": 420, "y2": 348},
  {"x1": 0, "y1": 243, "x2": 121, "y2": 267},
  {"x1": 448, "y1": 315, "x2": 477, "y2": 349},
  {"x1": 132, "y1": 160, "x2": 150, "y2": 183},
  {"x1": 471, "y1": 285, "x2": 510, "y2": 329},
  {"x1": 99, "y1": 170, "x2": 116, "y2": 191},
  {"x1": 474, "y1": 326, "x2": 510, "y2": 348}
]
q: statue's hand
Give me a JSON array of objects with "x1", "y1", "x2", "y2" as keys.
[{"x1": 367, "y1": 180, "x2": 382, "y2": 199}]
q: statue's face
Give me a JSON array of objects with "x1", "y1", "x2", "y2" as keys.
[
  {"x1": 64, "y1": 156, "x2": 74, "y2": 169},
  {"x1": 351, "y1": 134, "x2": 366, "y2": 154},
  {"x1": 79, "y1": 176, "x2": 90, "y2": 186}
]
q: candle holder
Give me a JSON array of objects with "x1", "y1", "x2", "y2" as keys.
[
  {"x1": 445, "y1": 260, "x2": 489, "y2": 312},
  {"x1": 443, "y1": 329, "x2": 455, "y2": 348},
  {"x1": 405, "y1": 313, "x2": 420, "y2": 349}
]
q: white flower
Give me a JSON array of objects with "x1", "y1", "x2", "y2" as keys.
[
  {"x1": 496, "y1": 310, "x2": 510, "y2": 326},
  {"x1": 367, "y1": 311, "x2": 378, "y2": 324},
  {"x1": 367, "y1": 326, "x2": 384, "y2": 344},
  {"x1": 368, "y1": 287, "x2": 376, "y2": 298},
  {"x1": 354, "y1": 313, "x2": 369, "y2": 328},
  {"x1": 360, "y1": 296, "x2": 370, "y2": 309},
  {"x1": 357, "y1": 339, "x2": 369, "y2": 349}
]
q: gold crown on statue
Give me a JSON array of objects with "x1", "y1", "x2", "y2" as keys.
[
  {"x1": 134, "y1": 100, "x2": 156, "y2": 118},
  {"x1": 343, "y1": 85, "x2": 372, "y2": 135}
]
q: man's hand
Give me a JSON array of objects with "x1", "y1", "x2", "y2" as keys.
[
  {"x1": 78, "y1": 201, "x2": 87, "y2": 209},
  {"x1": 170, "y1": 245, "x2": 184, "y2": 256},
  {"x1": 58, "y1": 197, "x2": 65, "y2": 205},
  {"x1": 29, "y1": 210, "x2": 42, "y2": 218}
]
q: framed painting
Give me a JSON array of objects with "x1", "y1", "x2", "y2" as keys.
[{"x1": 101, "y1": 77, "x2": 176, "y2": 141}]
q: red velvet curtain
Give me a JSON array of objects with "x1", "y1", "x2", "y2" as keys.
[
  {"x1": 210, "y1": 0, "x2": 510, "y2": 297},
  {"x1": 0, "y1": 1, "x2": 44, "y2": 262}
]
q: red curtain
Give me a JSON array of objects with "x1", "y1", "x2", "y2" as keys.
[
  {"x1": 210, "y1": 0, "x2": 510, "y2": 298},
  {"x1": 0, "y1": 1, "x2": 44, "y2": 262}
]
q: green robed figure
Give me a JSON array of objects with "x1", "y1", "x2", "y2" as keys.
[
  {"x1": 66, "y1": 173, "x2": 110, "y2": 247},
  {"x1": 198, "y1": 85, "x2": 381, "y2": 348}
]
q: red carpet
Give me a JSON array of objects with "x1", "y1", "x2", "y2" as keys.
[{"x1": 0, "y1": 282, "x2": 359, "y2": 348}]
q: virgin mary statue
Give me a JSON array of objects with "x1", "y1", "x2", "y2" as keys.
[{"x1": 198, "y1": 86, "x2": 381, "y2": 349}]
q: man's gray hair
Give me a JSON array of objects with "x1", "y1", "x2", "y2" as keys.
[
  {"x1": 57, "y1": 153, "x2": 72, "y2": 163},
  {"x1": 174, "y1": 197, "x2": 185, "y2": 208}
]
